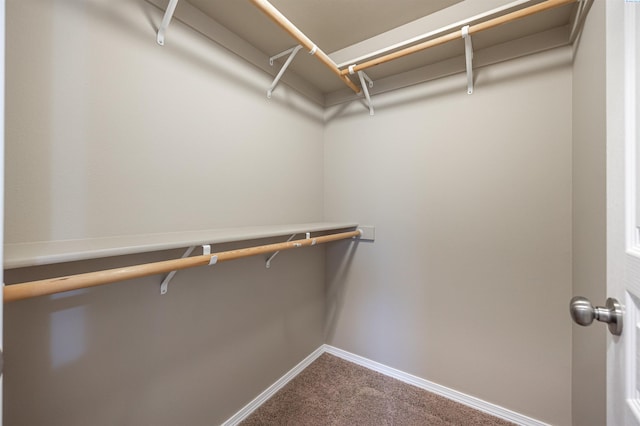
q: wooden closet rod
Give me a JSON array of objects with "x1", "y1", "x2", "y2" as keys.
[
  {"x1": 340, "y1": 0, "x2": 576, "y2": 76},
  {"x1": 248, "y1": 0, "x2": 361, "y2": 94},
  {"x1": 4, "y1": 229, "x2": 362, "y2": 303}
]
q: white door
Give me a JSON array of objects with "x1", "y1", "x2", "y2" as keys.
[
  {"x1": 607, "y1": 0, "x2": 640, "y2": 425},
  {"x1": 0, "y1": 0, "x2": 5, "y2": 424}
]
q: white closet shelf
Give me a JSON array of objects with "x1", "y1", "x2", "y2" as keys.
[{"x1": 4, "y1": 222, "x2": 358, "y2": 269}]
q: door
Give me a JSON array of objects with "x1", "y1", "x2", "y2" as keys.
[
  {"x1": 0, "y1": 0, "x2": 5, "y2": 423},
  {"x1": 607, "y1": 1, "x2": 640, "y2": 425}
]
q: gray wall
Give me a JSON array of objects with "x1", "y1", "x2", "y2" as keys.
[
  {"x1": 5, "y1": 0, "x2": 326, "y2": 424},
  {"x1": 324, "y1": 48, "x2": 573, "y2": 426},
  {"x1": 4, "y1": 244, "x2": 326, "y2": 425},
  {"x1": 6, "y1": 0, "x2": 324, "y2": 243},
  {"x1": 571, "y1": 1, "x2": 606, "y2": 425}
]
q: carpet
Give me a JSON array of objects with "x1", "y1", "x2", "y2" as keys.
[{"x1": 240, "y1": 353, "x2": 516, "y2": 425}]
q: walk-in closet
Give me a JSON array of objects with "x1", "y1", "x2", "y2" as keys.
[{"x1": 3, "y1": 0, "x2": 634, "y2": 425}]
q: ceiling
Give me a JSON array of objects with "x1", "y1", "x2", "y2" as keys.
[
  {"x1": 185, "y1": 0, "x2": 577, "y2": 95},
  {"x1": 187, "y1": 0, "x2": 464, "y2": 53}
]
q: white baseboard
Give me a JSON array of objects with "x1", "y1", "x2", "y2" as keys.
[
  {"x1": 223, "y1": 344, "x2": 550, "y2": 426},
  {"x1": 323, "y1": 344, "x2": 550, "y2": 426},
  {"x1": 221, "y1": 345, "x2": 326, "y2": 426}
]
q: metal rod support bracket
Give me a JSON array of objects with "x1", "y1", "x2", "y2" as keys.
[
  {"x1": 462, "y1": 25, "x2": 474, "y2": 95},
  {"x1": 160, "y1": 245, "x2": 195, "y2": 294},
  {"x1": 266, "y1": 234, "x2": 297, "y2": 268},
  {"x1": 157, "y1": 0, "x2": 180, "y2": 46},
  {"x1": 569, "y1": 0, "x2": 592, "y2": 43},
  {"x1": 357, "y1": 71, "x2": 375, "y2": 116},
  {"x1": 269, "y1": 46, "x2": 298, "y2": 65},
  {"x1": 202, "y1": 244, "x2": 218, "y2": 265},
  {"x1": 267, "y1": 45, "x2": 303, "y2": 98}
]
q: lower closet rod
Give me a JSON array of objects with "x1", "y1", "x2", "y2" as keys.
[{"x1": 4, "y1": 229, "x2": 362, "y2": 303}]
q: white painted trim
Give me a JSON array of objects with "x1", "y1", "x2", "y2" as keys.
[
  {"x1": 625, "y1": 0, "x2": 640, "y2": 258},
  {"x1": 223, "y1": 344, "x2": 550, "y2": 426},
  {"x1": 221, "y1": 346, "x2": 325, "y2": 426}
]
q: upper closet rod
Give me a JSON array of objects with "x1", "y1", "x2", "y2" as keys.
[
  {"x1": 335, "y1": 0, "x2": 534, "y2": 69},
  {"x1": 4, "y1": 229, "x2": 362, "y2": 303},
  {"x1": 340, "y1": 0, "x2": 576, "y2": 76},
  {"x1": 248, "y1": 0, "x2": 361, "y2": 94}
]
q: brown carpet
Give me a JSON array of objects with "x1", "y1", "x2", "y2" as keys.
[{"x1": 241, "y1": 353, "x2": 515, "y2": 425}]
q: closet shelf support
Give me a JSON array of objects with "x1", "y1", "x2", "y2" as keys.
[
  {"x1": 356, "y1": 70, "x2": 375, "y2": 116},
  {"x1": 462, "y1": 25, "x2": 474, "y2": 95},
  {"x1": 267, "y1": 45, "x2": 303, "y2": 98},
  {"x1": 157, "y1": 0, "x2": 179, "y2": 46},
  {"x1": 159, "y1": 245, "x2": 214, "y2": 294},
  {"x1": 265, "y1": 234, "x2": 297, "y2": 268},
  {"x1": 569, "y1": 0, "x2": 592, "y2": 43},
  {"x1": 160, "y1": 245, "x2": 195, "y2": 294},
  {"x1": 270, "y1": 46, "x2": 299, "y2": 65}
]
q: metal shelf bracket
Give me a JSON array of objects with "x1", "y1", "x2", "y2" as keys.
[
  {"x1": 157, "y1": 0, "x2": 180, "y2": 46},
  {"x1": 160, "y1": 245, "x2": 195, "y2": 294},
  {"x1": 266, "y1": 234, "x2": 297, "y2": 268},
  {"x1": 159, "y1": 244, "x2": 217, "y2": 295},
  {"x1": 267, "y1": 45, "x2": 303, "y2": 98},
  {"x1": 569, "y1": 0, "x2": 592, "y2": 43},
  {"x1": 160, "y1": 244, "x2": 218, "y2": 294},
  {"x1": 356, "y1": 70, "x2": 375, "y2": 116},
  {"x1": 462, "y1": 25, "x2": 474, "y2": 95}
]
